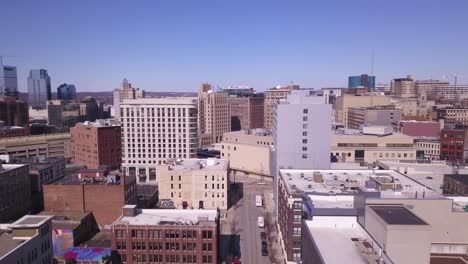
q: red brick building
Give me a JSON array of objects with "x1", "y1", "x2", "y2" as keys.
[
  {"x1": 71, "y1": 119, "x2": 121, "y2": 169},
  {"x1": 43, "y1": 173, "x2": 137, "y2": 227},
  {"x1": 228, "y1": 94, "x2": 264, "y2": 131},
  {"x1": 440, "y1": 128, "x2": 468, "y2": 164},
  {"x1": 0, "y1": 96, "x2": 29, "y2": 127},
  {"x1": 397, "y1": 120, "x2": 441, "y2": 138},
  {"x1": 111, "y1": 205, "x2": 219, "y2": 264}
]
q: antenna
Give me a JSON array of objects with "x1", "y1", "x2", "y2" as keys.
[
  {"x1": 454, "y1": 74, "x2": 458, "y2": 86},
  {"x1": 371, "y1": 48, "x2": 374, "y2": 76}
]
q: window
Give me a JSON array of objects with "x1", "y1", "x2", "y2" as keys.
[
  {"x1": 294, "y1": 214, "x2": 302, "y2": 222},
  {"x1": 302, "y1": 131, "x2": 307, "y2": 136},
  {"x1": 302, "y1": 139, "x2": 307, "y2": 144},
  {"x1": 293, "y1": 227, "x2": 301, "y2": 235},
  {"x1": 303, "y1": 109, "x2": 308, "y2": 114},
  {"x1": 302, "y1": 146, "x2": 307, "y2": 151},
  {"x1": 302, "y1": 154, "x2": 307, "y2": 159},
  {"x1": 303, "y1": 116, "x2": 308, "y2": 121}
]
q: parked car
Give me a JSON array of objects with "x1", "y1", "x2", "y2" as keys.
[
  {"x1": 262, "y1": 240, "x2": 267, "y2": 249},
  {"x1": 262, "y1": 248, "x2": 269, "y2": 256},
  {"x1": 260, "y1": 231, "x2": 267, "y2": 240}
]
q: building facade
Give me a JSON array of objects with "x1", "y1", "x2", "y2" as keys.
[
  {"x1": 348, "y1": 74, "x2": 375, "y2": 90},
  {"x1": 111, "y1": 206, "x2": 219, "y2": 264},
  {"x1": 57, "y1": 83, "x2": 77, "y2": 101},
  {"x1": 347, "y1": 107, "x2": 401, "y2": 129},
  {"x1": 120, "y1": 97, "x2": 198, "y2": 184},
  {"x1": 0, "y1": 215, "x2": 54, "y2": 264},
  {"x1": 397, "y1": 120, "x2": 441, "y2": 138},
  {"x1": 415, "y1": 138, "x2": 441, "y2": 160},
  {"x1": 440, "y1": 128, "x2": 468, "y2": 164},
  {"x1": 28, "y1": 69, "x2": 51, "y2": 109},
  {"x1": 415, "y1": 80, "x2": 449, "y2": 98},
  {"x1": 437, "y1": 108, "x2": 468, "y2": 126},
  {"x1": 0, "y1": 65, "x2": 18, "y2": 97},
  {"x1": 0, "y1": 96, "x2": 29, "y2": 127},
  {"x1": 390, "y1": 76, "x2": 415, "y2": 98},
  {"x1": 71, "y1": 119, "x2": 122, "y2": 169},
  {"x1": 0, "y1": 133, "x2": 71, "y2": 159},
  {"x1": 227, "y1": 93, "x2": 264, "y2": 131},
  {"x1": 334, "y1": 94, "x2": 391, "y2": 125},
  {"x1": 156, "y1": 159, "x2": 229, "y2": 210},
  {"x1": 0, "y1": 164, "x2": 31, "y2": 223},
  {"x1": 43, "y1": 173, "x2": 137, "y2": 227},
  {"x1": 220, "y1": 129, "x2": 273, "y2": 177},
  {"x1": 443, "y1": 174, "x2": 468, "y2": 196},
  {"x1": 432, "y1": 85, "x2": 468, "y2": 101},
  {"x1": 113, "y1": 78, "x2": 145, "y2": 120},
  {"x1": 198, "y1": 83, "x2": 230, "y2": 147},
  {"x1": 264, "y1": 85, "x2": 300, "y2": 129}
]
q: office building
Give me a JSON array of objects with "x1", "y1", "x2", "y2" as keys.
[
  {"x1": 334, "y1": 94, "x2": 391, "y2": 125},
  {"x1": 57, "y1": 83, "x2": 77, "y2": 101},
  {"x1": 0, "y1": 65, "x2": 18, "y2": 97},
  {"x1": 79, "y1": 96, "x2": 100, "y2": 122},
  {"x1": 71, "y1": 119, "x2": 121, "y2": 169},
  {"x1": 332, "y1": 126, "x2": 423, "y2": 163},
  {"x1": 415, "y1": 138, "x2": 441, "y2": 160},
  {"x1": 348, "y1": 74, "x2": 375, "y2": 90},
  {"x1": 0, "y1": 123, "x2": 28, "y2": 138},
  {"x1": 0, "y1": 164, "x2": 31, "y2": 223},
  {"x1": 222, "y1": 86, "x2": 255, "y2": 96},
  {"x1": 0, "y1": 133, "x2": 71, "y2": 159},
  {"x1": 113, "y1": 78, "x2": 144, "y2": 120},
  {"x1": 443, "y1": 174, "x2": 468, "y2": 196},
  {"x1": 432, "y1": 85, "x2": 468, "y2": 101},
  {"x1": 0, "y1": 215, "x2": 54, "y2": 264},
  {"x1": 228, "y1": 93, "x2": 264, "y2": 131},
  {"x1": 28, "y1": 69, "x2": 51, "y2": 109},
  {"x1": 390, "y1": 76, "x2": 415, "y2": 98},
  {"x1": 157, "y1": 158, "x2": 229, "y2": 210},
  {"x1": 264, "y1": 85, "x2": 300, "y2": 129},
  {"x1": 0, "y1": 96, "x2": 29, "y2": 127},
  {"x1": 271, "y1": 90, "x2": 332, "y2": 214},
  {"x1": 120, "y1": 97, "x2": 198, "y2": 184},
  {"x1": 347, "y1": 106, "x2": 401, "y2": 129},
  {"x1": 437, "y1": 108, "x2": 468, "y2": 126},
  {"x1": 277, "y1": 168, "x2": 468, "y2": 263},
  {"x1": 440, "y1": 127, "x2": 468, "y2": 164},
  {"x1": 111, "y1": 205, "x2": 218, "y2": 264},
  {"x1": 43, "y1": 171, "x2": 137, "y2": 227},
  {"x1": 220, "y1": 129, "x2": 273, "y2": 177},
  {"x1": 198, "y1": 83, "x2": 230, "y2": 147},
  {"x1": 415, "y1": 79, "x2": 449, "y2": 98},
  {"x1": 321, "y1": 87, "x2": 344, "y2": 104}
]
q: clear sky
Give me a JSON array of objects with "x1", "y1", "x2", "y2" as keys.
[{"x1": 2, "y1": 0, "x2": 468, "y2": 92}]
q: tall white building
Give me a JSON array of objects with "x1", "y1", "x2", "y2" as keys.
[
  {"x1": 120, "y1": 97, "x2": 198, "y2": 184},
  {"x1": 113, "y1": 78, "x2": 144, "y2": 120},
  {"x1": 271, "y1": 90, "x2": 332, "y2": 212}
]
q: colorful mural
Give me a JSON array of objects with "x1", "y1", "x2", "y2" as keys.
[
  {"x1": 56, "y1": 247, "x2": 111, "y2": 262},
  {"x1": 52, "y1": 229, "x2": 74, "y2": 256}
]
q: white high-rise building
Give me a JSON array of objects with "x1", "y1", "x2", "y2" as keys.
[
  {"x1": 271, "y1": 90, "x2": 332, "y2": 212},
  {"x1": 113, "y1": 78, "x2": 144, "y2": 120},
  {"x1": 120, "y1": 97, "x2": 198, "y2": 184}
]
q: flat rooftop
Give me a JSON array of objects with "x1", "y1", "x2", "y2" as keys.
[
  {"x1": 39, "y1": 211, "x2": 91, "y2": 229},
  {"x1": 116, "y1": 209, "x2": 218, "y2": 226},
  {"x1": 370, "y1": 206, "x2": 427, "y2": 225},
  {"x1": 0, "y1": 164, "x2": 27, "y2": 174},
  {"x1": 0, "y1": 232, "x2": 26, "y2": 259},
  {"x1": 378, "y1": 160, "x2": 468, "y2": 194},
  {"x1": 167, "y1": 158, "x2": 228, "y2": 171},
  {"x1": 280, "y1": 169, "x2": 445, "y2": 206},
  {"x1": 10, "y1": 215, "x2": 53, "y2": 227},
  {"x1": 305, "y1": 216, "x2": 392, "y2": 264},
  {"x1": 50, "y1": 174, "x2": 121, "y2": 185}
]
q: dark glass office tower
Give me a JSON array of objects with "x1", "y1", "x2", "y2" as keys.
[
  {"x1": 28, "y1": 69, "x2": 51, "y2": 109},
  {"x1": 57, "y1": 83, "x2": 77, "y2": 101}
]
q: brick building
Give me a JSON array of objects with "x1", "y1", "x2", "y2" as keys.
[
  {"x1": 227, "y1": 93, "x2": 264, "y2": 131},
  {"x1": 440, "y1": 128, "x2": 468, "y2": 164},
  {"x1": 0, "y1": 164, "x2": 31, "y2": 223},
  {"x1": 443, "y1": 174, "x2": 468, "y2": 196},
  {"x1": 0, "y1": 96, "x2": 29, "y2": 127},
  {"x1": 111, "y1": 205, "x2": 219, "y2": 264},
  {"x1": 43, "y1": 172, "x2": 137, "y2": 227},
  {"x1": 71, "y1": 119, "x2": 121, "y2": 169}
]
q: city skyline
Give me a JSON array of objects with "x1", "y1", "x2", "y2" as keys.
[{"x1": 1, "y1": 0, "x2": 467, "y2": 92}]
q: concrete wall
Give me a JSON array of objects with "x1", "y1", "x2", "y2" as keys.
[{"x1": 220, "y1": 142, "x2": 271, "y2": 176}]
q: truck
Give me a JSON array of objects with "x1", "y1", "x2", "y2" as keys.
[{"x1": 255, "y1": 195, "x2": 262, "y2": 207}]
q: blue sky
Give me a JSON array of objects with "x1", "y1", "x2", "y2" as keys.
[{"x1": 2, "y1": 0, "x2": 468, "y2": 92}]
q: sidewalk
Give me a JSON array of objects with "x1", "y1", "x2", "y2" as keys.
[{"x1": 263, "y1": 190, "x2": 285, "y2": 264}]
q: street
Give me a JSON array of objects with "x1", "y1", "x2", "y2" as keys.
[{"x1": 220, "y1": 173, "x2": 284, "y2": 264}]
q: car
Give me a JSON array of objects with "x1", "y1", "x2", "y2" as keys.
[
  {"x1": 262, "y1": 248, "x2": 268, "y2": 256},
  {"x1": 260, "y1": 231, "x2": 267, "y2": 240},
  {"x1": 262, "y1": 240, "x2": 267, "y2": 249},
  {"x1": 233, "y1": 256, "x2": 241, "y2": 264}
]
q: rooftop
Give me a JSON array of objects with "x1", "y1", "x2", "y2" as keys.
[
  {"x1": 115, "y1": 209, "x2": 218, "y2": 226},
  {"x1": 280, "y1": 169, "x2": 445, "y2": 208},
  {"x1": 50, "y1": 173, "x2": 124, "y2": 185},
  {"x1": 304, "y1": 216, "x2": 392, "y2": 264},
  {"x1": 80, "y1": 119, "x2": 119, "y2": 127},
  {"x1": 38, "y1": 211, "x2": 91, "y2": 230},
  {"x1": 370, "y1": 206, "x2": 427, "y2": 225},
  {"x1": 0, "y1": 232, "x2": 26, "y2": 260},
  {"x1": 9, "y1": 215, "x2": 53, "y2": 228},
  {"x1": 121, "y1": 97, "x2": 197, "y2": 106},
  {"x1": 0, "y1": 164, "x2": 27, "y2": 174},
  {"x1": 165, "y1": 158, "x2": 229, "y2": 172}
]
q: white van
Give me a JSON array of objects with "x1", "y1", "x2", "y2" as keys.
[
  {"x1": 257, "y1": 216, "x2": 265, "y2": 228},
  {"x1": 255, "y1": 195, "x2": 262, "y2": 207}
]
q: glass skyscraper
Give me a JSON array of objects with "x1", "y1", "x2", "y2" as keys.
[
  {"x1": 28, "y1": 69, "x2": 51, "y2": 109},
  {"x1": 0, "y1": 65, "x2": 19, "y2": 97},
  {"x1": 57, "y1": 83, "x2": 77, "y2": 101},
  {"x1": 348, "y1": 74, "x2": 375, "y2": 90}
]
